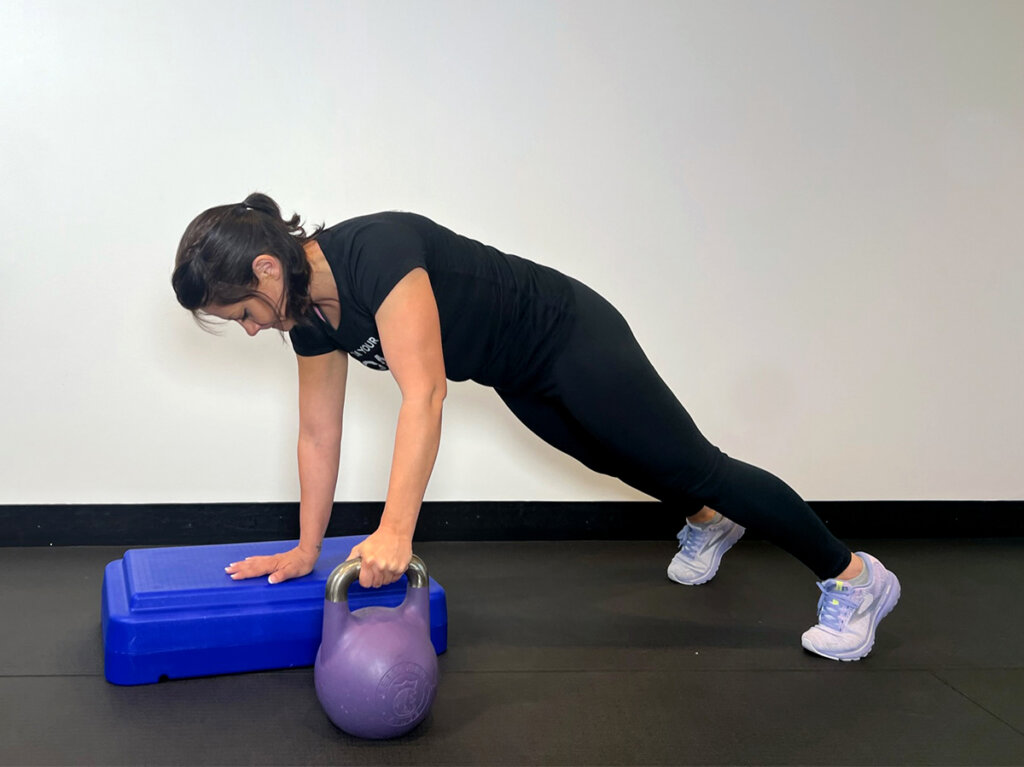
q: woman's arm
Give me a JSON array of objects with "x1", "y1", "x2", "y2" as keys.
[
  {"x1": 348, "y1": 267, "x2": 447, "y2": 588},
  {"x1": 295, "y1": 349, "x2": 349, "y2": 559},
  {"x1": 225, "y1": 350, "x2": 349, "y2": 583}
]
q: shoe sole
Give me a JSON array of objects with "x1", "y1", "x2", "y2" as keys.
[
  {"x1": 801, "y1": 570, "x2": 902, "y2": 662},
  {"x1": 666, "y1": 525, "x2": 745, "y2": 586}
]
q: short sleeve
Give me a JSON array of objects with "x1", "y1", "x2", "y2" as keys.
[
  {"x1": 289, "y1": 322, "x2": 337, "y2": 357},
  {"x1": 348, "y1": 220, "x2": 428, "y2": 315}
]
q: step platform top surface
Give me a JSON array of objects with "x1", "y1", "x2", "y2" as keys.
[{"x1": 117, "y1": 536, "x2": 411, "y2": 612}]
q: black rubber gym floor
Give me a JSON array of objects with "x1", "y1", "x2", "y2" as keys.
[{"x1": 1, "y1": 538, "x2": 1022, "y2": 765}]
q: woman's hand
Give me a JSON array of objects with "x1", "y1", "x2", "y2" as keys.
[
  {"x1": 348, "y1": 527, "x2": 413, "y2": 589},
  {"x1": 225, "y1": 545, "x2": 319, "y2": 584}
]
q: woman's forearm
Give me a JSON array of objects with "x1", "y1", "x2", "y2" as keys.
[
  {"x1": 379, "y1": 394, "x2": 444, "y2": 539},
  {"x1": 297, "y1": 434, "x2": 342, "y2": 557}
]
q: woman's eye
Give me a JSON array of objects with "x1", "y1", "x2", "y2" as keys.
[{"x1": 241, "y1": 310, "x2": 249, "y2": 321}]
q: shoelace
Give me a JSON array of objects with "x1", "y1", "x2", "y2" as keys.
[
  {"x1": 677, "y1": 523, "x2": 710, "y2": 559},
  {"x1": 814, "y1": 580, "x2": 859, "y2": 631}
]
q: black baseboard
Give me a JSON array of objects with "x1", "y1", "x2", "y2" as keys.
[{"x1": 0, "y1": 501, "x2": 1021, "y2": 547}]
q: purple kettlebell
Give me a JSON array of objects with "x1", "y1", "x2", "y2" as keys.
[{"x1": 314, "y1": 555, "x2": 438, "y2": 739}]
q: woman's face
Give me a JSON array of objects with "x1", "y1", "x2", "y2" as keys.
[{"x1": 203, "y1": 254, "x2": 295, "y2": 335}]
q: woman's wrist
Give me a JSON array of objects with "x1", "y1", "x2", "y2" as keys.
[
  {"x1": 297, "y1": 540, "x2": 323, "y2": 559},
  {"x1": 378, "y1": 505, "x2": 418, "y2": 539}
]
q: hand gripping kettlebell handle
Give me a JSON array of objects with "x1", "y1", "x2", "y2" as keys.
[{"x1": 324, "y1": 554, "x2": 429, "y2": 603}]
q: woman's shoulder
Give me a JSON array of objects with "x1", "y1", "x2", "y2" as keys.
[
  {"x1": 314, "y1": 212, "x2": 436, "y2": 273},
  {"x1": 316, "y1": 212, "x2": 438, "y2": 259}
]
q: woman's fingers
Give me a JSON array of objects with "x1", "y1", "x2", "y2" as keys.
[
  {"x1": 356, "y1": 556, "x2": 405, "y2": 588},
  {"x1": 346, "y1": 545, "x2": 382, "y2": 588},
  {"x1": 347, "y1": 533, "x2": 411, "y2": 589},
  {"x1": 268, "y1": 559, "x2": 306, "y2": 585},
  {"x1": 224, "y1": 555, "x2": 277, "y2": 580},
  {"x1": 224, "y1": 548, "x2": 317, "y2": 585}
]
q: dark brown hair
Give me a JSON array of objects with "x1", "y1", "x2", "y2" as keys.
[{"x1": 172, "y1": 192, "x2": 324, "y2": 329}]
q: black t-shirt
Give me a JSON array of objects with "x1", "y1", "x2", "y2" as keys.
[{"x1": 289, "y1": 212, "x2": 576, "y2": 390}]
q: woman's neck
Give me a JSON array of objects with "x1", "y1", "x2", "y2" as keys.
[{"x1": 303, "y1": 240, "x2": 339, "y2": 306}]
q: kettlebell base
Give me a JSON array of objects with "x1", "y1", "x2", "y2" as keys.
[{"x1": 319, "y1": 683, "x2": 438, "y2": 741}]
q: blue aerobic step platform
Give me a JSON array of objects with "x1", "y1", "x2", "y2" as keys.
[{"x1": 101, "y1": 536, "x2": 448, "y2": 685}]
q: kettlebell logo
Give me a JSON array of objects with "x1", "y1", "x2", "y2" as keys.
[{"x1": 377, "y1": 662, "x2": 431, "y2": 726}]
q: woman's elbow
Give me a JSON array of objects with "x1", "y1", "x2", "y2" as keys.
[
  {"x1": 404, "y1": 381, "x2": 446, "y2": 412},
  {"x1": 298, "y1": 426, "x2": 343, "y2": 451},
  {"x1": 428, "y1": 381, "x2": 447, "y2": 410}
]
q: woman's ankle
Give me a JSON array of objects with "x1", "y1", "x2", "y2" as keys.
[
  {"x1": 835, "y1": 553, "x2": 865, "y2": 581},
  {"x1": 687, "y1": 507, "x2": 717, "y2": 525}
]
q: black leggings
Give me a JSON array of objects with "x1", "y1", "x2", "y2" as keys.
[{"x1": 497, "y1": 278, "x2": 852, "y2": 581}]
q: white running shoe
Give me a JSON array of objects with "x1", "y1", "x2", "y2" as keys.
[
  {"x1": 801, "y1": 551, "x2": 901, "y2": 661},
  {"x1": 667, "y1": 514, "x2": 745, "y2": 585}
]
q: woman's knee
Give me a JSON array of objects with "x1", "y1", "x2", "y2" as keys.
[{"x1": 662, "y1": 446, "x2": 731, "y2": 502}]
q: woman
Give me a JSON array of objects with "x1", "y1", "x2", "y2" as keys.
[{"x1": 172, "y1": 193, "x2": 900, "y2": 661}]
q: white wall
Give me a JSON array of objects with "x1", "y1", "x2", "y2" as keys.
[{"x1": 1, "y1": 0, "x2": 1021, "y2": 505}]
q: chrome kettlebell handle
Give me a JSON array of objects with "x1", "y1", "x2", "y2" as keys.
[{"x1": 324, "y1": 554, "x2": 429, "y2": 603}]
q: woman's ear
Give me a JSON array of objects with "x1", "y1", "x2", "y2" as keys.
[{"x1": 252, "y1": 254, "x2": 280, "y2": 282}]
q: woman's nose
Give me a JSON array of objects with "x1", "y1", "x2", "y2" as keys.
[{"x1": 240, "y1": 319, "x2": 260, "y2": 336}]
